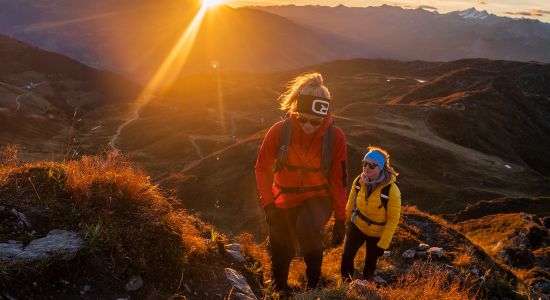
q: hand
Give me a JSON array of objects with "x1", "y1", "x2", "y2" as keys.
[
  {"x1": 264, "y1": 203, "x2": 279, "y2": 224},
  {"x1": 374, "y1": 244, "x2": 386, "y2": 257},
  {"x1": 330, "y1": 220, "x2": 346, "y2": 246}
]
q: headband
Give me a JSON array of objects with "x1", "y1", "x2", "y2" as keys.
[
  {"x1": 363, "y1": 150, "x2": 386, "y2": 170},
  {"x1": 295, "y1": 94, "x2": 331, "y2": 117}
]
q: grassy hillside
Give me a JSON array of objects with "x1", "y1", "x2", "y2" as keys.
[
  {"x1": 235, "y1": 206, "x2": 530, "y2": 299},
  {"x1": 457, "y1": 212, "x2": 549, "y2": 297},
  {"x1": 0, "y1": 147, "x2": 534, "y2": 299},
  {"x1": 0, "y1": 147, "x2": 252, "y2": 299}
]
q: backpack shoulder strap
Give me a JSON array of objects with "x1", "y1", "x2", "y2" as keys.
[
  {"x1": 274, "y1": 118, "x2": 292, "y2": 173},
  {"x1": 351, "y1": 175, "x2": 362, "y2": 222},
  {"x1": 379, "y1": 181, "x2": 398, "y2": 210},
  {"x1": 320, "y1": 124, "x2": 334, "y2": 173},
  {"x1": 353, "y1": 175, "x2": 361, "y2": 195}
]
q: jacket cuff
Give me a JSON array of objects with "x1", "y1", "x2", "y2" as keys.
[{"x1": 377, "y1": 240, "x2": 389, "y2": 250}]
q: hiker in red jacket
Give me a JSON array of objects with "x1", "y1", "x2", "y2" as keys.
[{"x1": 255, "y1": 72, "x2": 348, "y2": 292}]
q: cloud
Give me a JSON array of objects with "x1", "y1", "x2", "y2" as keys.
[
  {"x1": 389, "y1": 2, "x2": 437, "y2": 11},
  {"x1": 505, "y1": 9, "x2": 550, "y2": 17},
  {"x1": 418, "y1": 5, "x2": 437, "y2": 10}
]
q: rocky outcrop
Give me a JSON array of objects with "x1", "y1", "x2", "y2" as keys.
[
  {"x1": 0, "y1": 229, "x2": 83, "y2": 263},
  {"x1": 225, "y1": 268, "x2": 257, "y2": 300},
  {"x1": 457, "y1": 212, "x2": 550, "y2": 299}
]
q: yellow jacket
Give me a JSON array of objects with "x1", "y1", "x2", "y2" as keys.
[{"x1": 345, "y1": 174, "x2": 401, "y2": 249}]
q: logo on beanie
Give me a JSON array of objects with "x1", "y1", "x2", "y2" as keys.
[{"x1": 312, "y1": 100, "x2": 329, "y2": 115}]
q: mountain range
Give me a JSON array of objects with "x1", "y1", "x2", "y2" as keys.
[
  {"x1": 257, "y1": 5, "x2": 550, "y2": 63},
  {"x1": 1, "y1": 2, "x2": 549, "y2": 83}
]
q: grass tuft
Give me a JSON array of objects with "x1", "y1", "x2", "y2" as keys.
[{"x1": 0, "y1": 151, "x2": 213, "y2": 297}]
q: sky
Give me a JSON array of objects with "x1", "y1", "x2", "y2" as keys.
[{"x1": 226, "y1": 0, "x2": 550, "y2": 22}]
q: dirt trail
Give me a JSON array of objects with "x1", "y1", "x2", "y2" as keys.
[
  {"x1": 109, "y1": 96, "x2": 150, "y2": 150},
  {"x1": 14, "y1": 81, "x2": 48, "y2": 112},
  {"x1": 15, "y1": 93, "x2": 26, "y2": 112}
]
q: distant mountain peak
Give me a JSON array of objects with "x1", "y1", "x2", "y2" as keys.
[{"x1": 458, "y1": 7, "x2": 490, "y2": 19}]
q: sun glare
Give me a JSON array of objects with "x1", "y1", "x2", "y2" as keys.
[{"x1": 203, "y1": 0, "x2": 224, "y2": 8}]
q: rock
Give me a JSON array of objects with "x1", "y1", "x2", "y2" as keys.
[
  {"x1": 427, "y1": 247, "x2": 444, "y2": 258},
  {"x1": 0, "y1": 241, "x2": 24, "y2": 261},
  {"x1": 225, "y1": 268, "x2": 257, "y2": 300},
  {"x1": 0, "y1": 229, "x2": 84, "y2": 263},
  {"x1": 125, "y1": 275, "x2": 143, "y2": 292},
  {"x1": 402, "y1": 249, "x2": 416, "y2": 259},
  {"x1": 1, "y1": 293, "x2": 17, "y2": 300},
  {"x1": 502, "y1": 246, "x2": 534, "y2": 267},
  {"x1": 80, "y1": 284, "x2": 91, "y2": 295},
  {"x1": 233, "y1": 292, "x2": 256, "y2": 300},
  {"x1": 374, "y1": 276, "x2": 387, "y2": 285},
  {"x1": 11, "y1": 208, "x2": 31, "y2": 227},
  {"x1": 225, "y1": 243, "x2": 242, "y2": 252},
  {"x1": 227, "y1": 250, "x2": 245, "y2": 263},
  {"x1": 417, "y1": 243, "x2": 430, "y2": 251},
  {"x1": 225, "y1": 243, "x2": 245, "y2": 262}
]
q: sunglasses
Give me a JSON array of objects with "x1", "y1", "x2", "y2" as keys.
[
  {"x1": 362, "y1": 161, "x2": 379, "y2": 170},
  {"x1": 296, "y1": 116, "x2": 322, "y2": 126}
]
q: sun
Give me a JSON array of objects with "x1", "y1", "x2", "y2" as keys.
[{"x1": 202, "y1": 0, "x2": 224, "y2": 8}]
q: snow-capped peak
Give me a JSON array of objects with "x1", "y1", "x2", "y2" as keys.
[{"x1": 458, "y1": 7, "x2": 489, "y2": 20}]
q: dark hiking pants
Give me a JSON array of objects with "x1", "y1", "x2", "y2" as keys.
[
  {"x1": 340, "y1": 222, "x2": 385, "y2": 281},
  {"x1": 267, "y1": 197, "x2": 332, "y2": 290}
]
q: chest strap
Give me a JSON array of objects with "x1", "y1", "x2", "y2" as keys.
[
  {"x1": 354, "y1": 210, "x2": 387, "y2": 226},
  {"x1": 273, "y1": 182, "x2": 330, "y2": 200}
]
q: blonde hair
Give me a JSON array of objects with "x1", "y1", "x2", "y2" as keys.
[
  {"x1": 367, "y1": 145, "x2": 399, "y2": 179},
  {"x1": 278, "y1": 72, "x2": 331, "y2": 112}
]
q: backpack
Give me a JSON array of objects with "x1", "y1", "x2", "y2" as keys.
[{"x1": 272, "y1": 117, "x2": 335, "y2": 199}]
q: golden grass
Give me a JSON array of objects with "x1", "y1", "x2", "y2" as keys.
[
  {"x1": 453, "y1": 251, "x2": 475, "y2": 267},
  {"x1": 292, "y1": 261, "x2": 474, "y2": 300},
  {"x1": 380, "y1": 261, "x2": 473, "y2": 300},
  {"x1": 236, "y1": 233, "x2": 271, "y2": 282},
  {"x1": 0, "y1": 144, "x2": 19, "y2": 167},
  {"x1": 0, "y1": 151, "x2": 211, "y2": 291},
  {"x1": 64, "y1": 151, "x2": 158, "y2": 205}
]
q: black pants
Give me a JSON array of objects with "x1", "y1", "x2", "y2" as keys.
[
  {"x1": 341, "y1": 222, "x2": 385, "y2": 281},
  {"x1": 267, "y1": 197, "x2": 332, "y2": 290}
]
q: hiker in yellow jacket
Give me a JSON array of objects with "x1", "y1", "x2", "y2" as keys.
[{"x1": 341, "y1": 146, "x2": 401, "y2": 281}]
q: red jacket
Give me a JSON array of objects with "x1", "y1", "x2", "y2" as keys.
[{"x1": 255, "y1": 114, "x2": 348, "y2": 220}]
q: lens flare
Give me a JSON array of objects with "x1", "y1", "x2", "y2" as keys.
[{"x1": 202, "y1": 0, "x2": 225, "y2": 8}]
